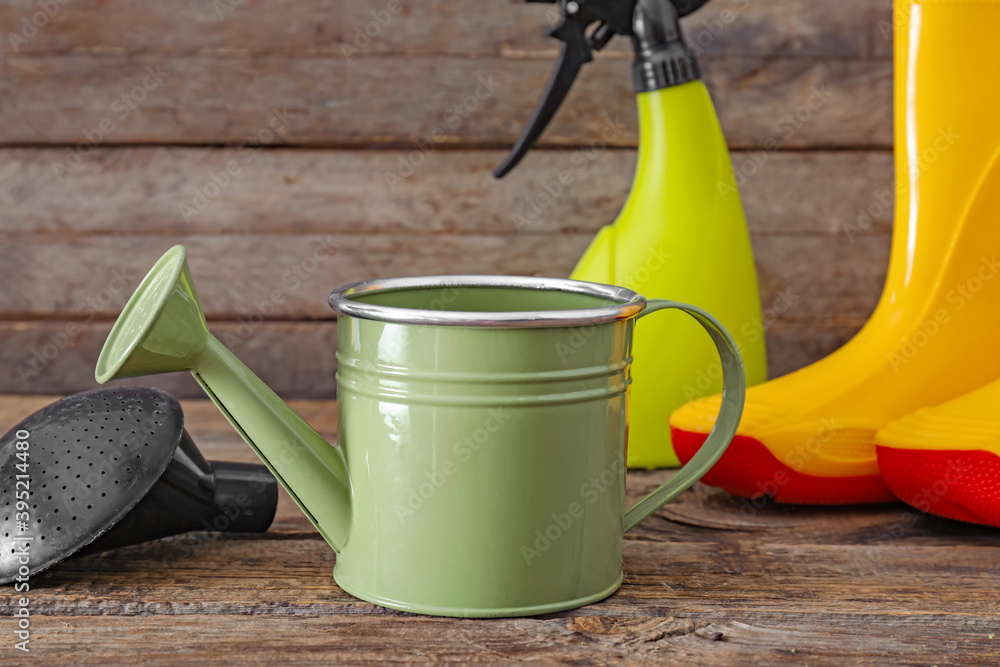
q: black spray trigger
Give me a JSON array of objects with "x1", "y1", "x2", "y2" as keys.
[
  {"x1": 495, "y1": 0, "x2": 711, "y2": 179},
  {"x1": 590, "y1": 22, "x2": 616, "y2": 51},
  {"x1": 494, "y1": 17, "x2": 593, "y2": 179}
]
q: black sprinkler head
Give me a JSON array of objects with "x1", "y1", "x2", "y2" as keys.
[{"x1": 1, "y1": 388, "x2": 278, "y2": 584}]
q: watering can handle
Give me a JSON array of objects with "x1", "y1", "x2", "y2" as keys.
[{"x1": 623, "y1": 299, "x2": 746, "y2": 532}]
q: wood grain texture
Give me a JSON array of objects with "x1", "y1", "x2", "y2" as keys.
[
  {"x1": 0, "y1": 233, "x2": 889, "y2": 320},
  {"x1": 0, "y1": 232, "x2": 590, "y2": 318},
  {"x1": 0, "y1": 396, "x2": 997, "y2": 665},
  {"x1": 0, "y1": 148, "x2": 895, "y2": 236},
  {"x1": 0, "y1": 315, "x2": 869, "y2": 398},
  {"x1": 0, "y1": 396, "x2": 337, "y2": 439},
  {"x1": 0, "y1": 321, "x2": 338, "y2": 398},
  {"x1": 13, "y1": 538, "x2": 1000, "y2": 617},
  {"x1": 0, "y1": 55, "x2": 892, "y2": 148},
  {"x1": 0, "y1": 142, "x2": 896, "y2": 395},
  {"x1": 0, "y1": 0, "x2": 895, "y2": 58},
  {"x1": 13, "y1": 613, "x2": 1000, "y2": 666}
]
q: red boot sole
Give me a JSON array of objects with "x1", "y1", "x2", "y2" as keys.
[
  {"x1": 876, "y1": 446, "x2": 1000, "y2": 527},
  {"x1": 671, "y1": 427, "x2": 894, "y2": 505}
]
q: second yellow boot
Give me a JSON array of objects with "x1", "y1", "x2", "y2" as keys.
[{"x1": 877, "y1": 379, "x2": 1000, "y2": 527}]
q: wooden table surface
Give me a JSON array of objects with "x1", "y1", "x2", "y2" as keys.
[{"x1": 2, "y1": 394, "x2": 998, "y2": 666}]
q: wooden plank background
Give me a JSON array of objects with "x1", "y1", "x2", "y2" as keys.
[{"x1": 0, "y1": 0, "x2": 896, "y2": 397}]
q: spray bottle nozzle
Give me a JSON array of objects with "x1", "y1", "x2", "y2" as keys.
[{"x1": 494, "y1": 0, "x2": 709, "y2": 179}]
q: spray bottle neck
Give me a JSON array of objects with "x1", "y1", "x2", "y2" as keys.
[
  {"x1": 615, "y1": 0, "x2": 710, "y2": 234},
  {"x1": 631, "y1": 0, "x2": 701, "y2": 93}
]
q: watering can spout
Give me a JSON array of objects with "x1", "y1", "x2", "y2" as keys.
[{"x1": 95, "y1": 246, "x2": 353, "y2": 551}]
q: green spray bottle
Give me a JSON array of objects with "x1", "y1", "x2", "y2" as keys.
[{"x1": 496, "y1": 0, "x2": 767, "y2": 468}]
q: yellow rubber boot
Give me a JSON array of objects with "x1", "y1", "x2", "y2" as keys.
[
  {"x1": 670, "y1": 0, "x2": 1000, "y2": 504},
  {"x1": 877, "y1": 379, "x2": 1000, "y2": 526}
]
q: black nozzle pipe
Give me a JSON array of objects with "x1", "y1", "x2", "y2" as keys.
[
  {"x1": 207, "y1": 461, "x2": 280, "y2": 533},
  {"x1": 80, "y1": 431, "x2": 278, "y2": 556},
  {"x1": 631, "y1": 0, "x2": 701, "y2": 93}
]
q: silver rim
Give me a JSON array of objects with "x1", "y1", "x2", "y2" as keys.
[{"x1": 328, "y1": 275, "x2": 646, "y2": 328}]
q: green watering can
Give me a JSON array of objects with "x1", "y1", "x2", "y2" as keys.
[{"x1": 96, "y1": 246, "x2": 745, "y2": 617}]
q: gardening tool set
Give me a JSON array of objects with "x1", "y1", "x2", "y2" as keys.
[{"x1": 4, "y1": 0, "x2": 1000, "y2": 616}]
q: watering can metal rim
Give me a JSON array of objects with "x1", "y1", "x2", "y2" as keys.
[{"x1": 329, "y1": 275, "x2": 647, "y2": 328}]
